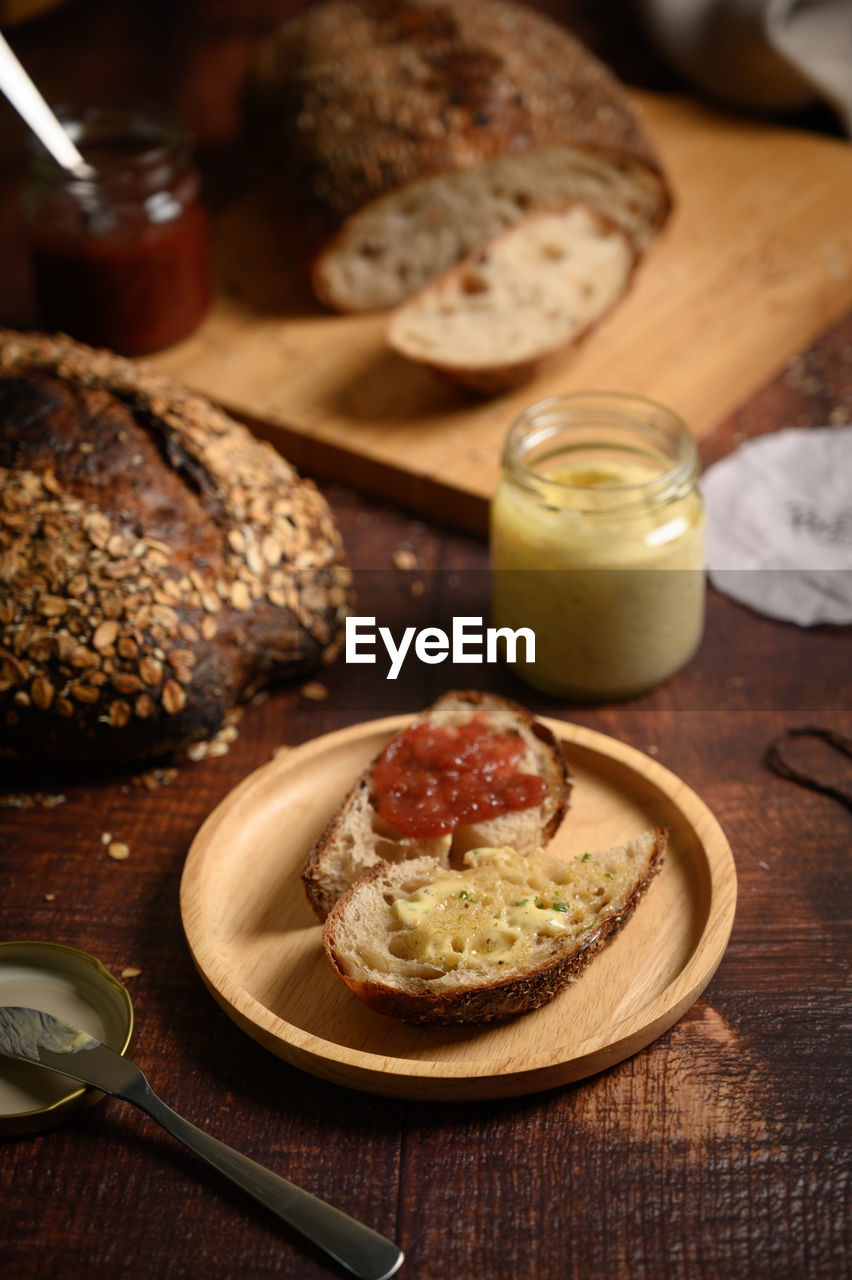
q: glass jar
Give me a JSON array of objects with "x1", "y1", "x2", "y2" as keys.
[
  {"x1": 22, "y1": 105, "x2": 211, "y2": 355},
  {"x1": 490, "y1": 392, "x2": 705, "y2": 700}
]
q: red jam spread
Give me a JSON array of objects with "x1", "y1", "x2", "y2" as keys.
[{"x1": 372, "y1": 712, "x2": 547, "y2": 837}]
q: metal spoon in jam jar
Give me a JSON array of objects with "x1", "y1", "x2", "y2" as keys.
[{"x1": 0, "y1": 33, "x2": 90, "y2": 174}]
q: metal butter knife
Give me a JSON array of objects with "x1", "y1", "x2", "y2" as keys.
[{"x1": 0, "y1": 1007, "x2": 403, "y2": 1280}]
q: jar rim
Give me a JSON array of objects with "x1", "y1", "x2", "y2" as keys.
[
  {"x1": 26, "y1": 103, "x2": 192, "y2": 188},
  {"x1": 501, "y1": 391, "x2": 699, "y2": 512}
]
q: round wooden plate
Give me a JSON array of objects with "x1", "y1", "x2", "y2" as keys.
[{"x1": 180, "y1": 716, "x2": 737, "y2": 1101}]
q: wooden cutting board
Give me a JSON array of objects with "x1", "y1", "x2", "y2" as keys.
[{"x1": 149, "y1": 91, "x2": 852, "y2": 535}]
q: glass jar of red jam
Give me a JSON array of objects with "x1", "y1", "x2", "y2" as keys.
[{"x1": 22, "y1": 105, "x2": 211, "y2": 355}]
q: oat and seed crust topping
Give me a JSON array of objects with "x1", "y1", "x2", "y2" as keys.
[{"x1": 0, "y1": 330, "x2": 351, "y2": 761}]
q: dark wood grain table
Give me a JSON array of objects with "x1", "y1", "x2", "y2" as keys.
[{"x1": 1, "y1": 4, "x2": 850, "y2": 1279}]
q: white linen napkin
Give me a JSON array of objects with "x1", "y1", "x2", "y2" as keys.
[{"x1": 702, "y1": 426, "x2": 852, "y2": 625}]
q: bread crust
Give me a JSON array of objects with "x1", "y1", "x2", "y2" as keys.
[
  {"x1": 323, "y1": 829, "x2": 667, "y2": 1024},
  {"x1": 301, "y1": 690, "x2": 572, "y2": 920},
  {"x1": 249, "y1": 0, "x2": 670, "y2": 232},
  {"x1": 0, "y1": 329, "x2": 351, "y2": 762}
]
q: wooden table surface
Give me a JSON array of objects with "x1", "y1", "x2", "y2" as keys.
[{"x1": 1, "y1": 4, "x2": 850, "y2": 1279}]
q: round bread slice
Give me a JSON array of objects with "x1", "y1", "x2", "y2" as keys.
[
  {"x1": 301, "y1": 690, "x2": 572, "y2": 921},
  {"x1": 247, "y1": 0, "x2": 671, "y2": 312},
  {"x1": 322, "y1": 829, "x2": 667, "y2": 1024},
  {"x1": 387, "y1": 205, "x2": 638, "y2": 392}
]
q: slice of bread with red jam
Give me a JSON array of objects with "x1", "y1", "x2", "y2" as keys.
[
  {"x1": 301, "y1": 690, "x2": 572, "y2": 921},
  {"x1": 322, "y1": 830, "x2": 667, "y2": 1024}
]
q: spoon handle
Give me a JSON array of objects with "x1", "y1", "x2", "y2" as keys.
[
  {"x1": 123, "y1": 1071, "x2": 403, "y2": 1280},
  {"x1": 0, "y1": 32, "x2": 86, "y2": 170}
]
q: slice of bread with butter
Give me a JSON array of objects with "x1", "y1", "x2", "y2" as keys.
[{"x1": 322, "y1": 830, "x2": 667, "y2": 1024}]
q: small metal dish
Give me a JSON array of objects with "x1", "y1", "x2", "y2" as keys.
[{"x1": 0, "y1": 940, "x2": 134, "y2": 1136}]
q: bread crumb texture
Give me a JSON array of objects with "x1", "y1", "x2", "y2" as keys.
[
  {"x1": 388, "y1": 205, "x2": 635, "y2": 386},
  {"x1": 365, "y1": 842, "x2": 651, "y2": 977}
]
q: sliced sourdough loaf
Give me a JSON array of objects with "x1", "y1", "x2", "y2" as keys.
[
  {"x1": 301, "y1": 690, "x2": 572, "y2": 922},
  {"x1": 322, "y1": 829, "x2": 667, "y2": 1024},
  {"x1": 247, "y1": 0, "x2": 671, "y2": 313},
  {"x1": 387, "y1": 205, "x2": 637, "y2": 392}
]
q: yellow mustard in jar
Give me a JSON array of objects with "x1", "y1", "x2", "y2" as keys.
[{"x1": 490, "y1": 393, "x2": 705, "y2": 699}]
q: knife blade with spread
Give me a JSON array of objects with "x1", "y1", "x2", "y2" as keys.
[{"x1": 0, "y1": 1006, "x2": 403, "y2": 1280}]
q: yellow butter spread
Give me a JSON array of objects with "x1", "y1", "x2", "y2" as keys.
[
  {"x1": 491, "y1": 457, "x2": 704, "y2": 700},
  {"x1": 493, "y1": 458, "x2": 704, "y2": 568},
  {"x1": 490, "y1": 395, "x2": 706, "y2": 701},
  {"x1": 389, "y1": 844, "x2": 638, "y2": 971}
]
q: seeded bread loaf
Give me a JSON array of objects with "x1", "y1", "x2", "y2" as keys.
[
  {"x1": 323, "y1": 829, "x2": 667, "y2": 1024},
  {"x1": 0, "y1": 329, "x2": 351, "y2": 763},
  {"x1": 248, "y1": 0, "x2": 671, "y2": 313},
  {"x1": 302, "y1": 690, "x2": 572, "y2": 921},
  {"x1": 387, "y1": 204, "x2": 638, "y2": 392}
]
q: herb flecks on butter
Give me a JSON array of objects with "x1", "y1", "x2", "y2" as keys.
[{"x1": 388, "y1": 843, "x2": 642, "y2": 971}]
